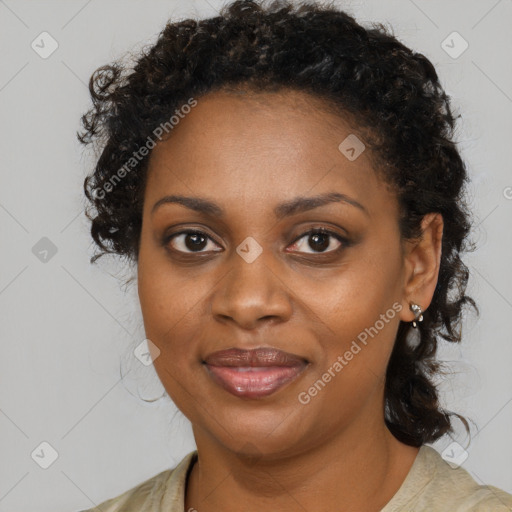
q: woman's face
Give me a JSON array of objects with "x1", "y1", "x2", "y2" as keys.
[{"x1": 137, "y1": 89, "x2": 413, "y2": 457}]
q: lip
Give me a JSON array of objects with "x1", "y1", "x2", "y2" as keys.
[{"x1": 203, "y1": 347, "x2": 308, "y2": 399}]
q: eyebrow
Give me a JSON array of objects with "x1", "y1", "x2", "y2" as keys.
[{"x1": 151, "y1": 191, "x2": 369, "y2": 218}]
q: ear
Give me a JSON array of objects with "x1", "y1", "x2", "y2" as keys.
[{"x1": 399, "y1": 213, "x2": 443, "y2": 323}]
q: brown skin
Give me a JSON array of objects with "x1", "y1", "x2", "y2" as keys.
[{"x1": 137, "y1": 89, "x2": 443, "y2": 511}]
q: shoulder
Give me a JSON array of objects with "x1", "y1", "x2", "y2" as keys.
[
  {"x1": 77, "y1": 468, "x2": 172, "y2": 512},
  {"x1": 422, "y1": 446, "x2": 512, "y2": 511},
  {"x1": 76, "y1": 450, "x2": 197, "y2": 512},
  {"x1": 383, "y1": 445, "x2": 512, "y2": 512}
]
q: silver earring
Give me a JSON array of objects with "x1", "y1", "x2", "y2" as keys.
[{"x1": 409, "y1": 303, "x2": 423, "y2": 328}]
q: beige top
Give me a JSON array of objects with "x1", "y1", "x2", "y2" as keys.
[{"x1": 79, "y1": 445, "x2": 512, "y2": 511}]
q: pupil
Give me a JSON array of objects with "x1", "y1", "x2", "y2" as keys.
[
  {"x1": 186, "y1": 233, "x2": 207, "y2": 251},
  {"x1": 310, "y1": 233, "x2": 329, "y2": 252}
]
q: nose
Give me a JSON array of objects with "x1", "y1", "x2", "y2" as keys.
[{"x1": 210, "y1": 248, "x2": 293, "y2": 330}]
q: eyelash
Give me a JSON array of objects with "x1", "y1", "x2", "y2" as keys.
[{"x1": 162, "y1": 227, "x2": 350, "y2": 256}]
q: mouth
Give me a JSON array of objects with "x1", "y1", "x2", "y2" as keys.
[{"x1": 203, "y1": 347, "x2": 309, "y2": 399}]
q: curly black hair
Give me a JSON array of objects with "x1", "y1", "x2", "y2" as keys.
[{"x1": 78, "y1": 0, "x2": 478, "y2": 447}]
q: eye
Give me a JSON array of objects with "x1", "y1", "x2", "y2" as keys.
[
  {"x1": 163, "y1": 227, "x2": 349, "y2": 256},
  {"x1": 164, "y1": 230, "x2": 222, "y2": 254},
  {"x1": 287, "y1": 228, "x2": 347, "y2": 254}
]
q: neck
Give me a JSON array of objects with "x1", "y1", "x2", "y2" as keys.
[{"x1": 185, "y1": 415, "x2": 420, "y2": 511}]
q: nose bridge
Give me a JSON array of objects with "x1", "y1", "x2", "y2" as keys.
[{"x1": 211, "y1": 240, "x2": 292, "y2": 327}]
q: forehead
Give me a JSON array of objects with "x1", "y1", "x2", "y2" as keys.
[{"x1": 145, "y1": 89, "x2": 395, "y2": 220}]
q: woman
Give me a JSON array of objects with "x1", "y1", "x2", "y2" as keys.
[{"x1": 77, "y1": 0, "x2": 512, "y2": 510}]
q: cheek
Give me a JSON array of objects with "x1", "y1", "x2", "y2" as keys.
[
  {"x1": 137, "y1": 259, "x2": 205, "y2": 415},
  {"x1": 137, "y1": 244, "x2": 200, "y2": 366},
  {"x1": 297, "y1": 298, "x2": 400, "y2": 430},
  {"x1": 137, "y1": 227, "x2": 200, "y2": 334},
  {"x1": 138, "y1": 270, "x2": 201, "y2": 353},
  {"x1": 301, "y1": 248, "x2": 402, "y2": 341},
  {"x1": 298, "y1": 244, "x2": 403, "y2": 393}
]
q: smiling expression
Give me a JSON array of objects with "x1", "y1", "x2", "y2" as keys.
[{"x1": 137, "y1": 88, "x2": 412, "y2": 457}]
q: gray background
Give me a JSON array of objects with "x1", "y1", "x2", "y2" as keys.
[{"x1": 1, "y1": 0, "x2": 511, "y2": 510}]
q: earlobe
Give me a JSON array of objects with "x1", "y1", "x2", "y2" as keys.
[{"x1": 399, "y1": 213, "x2": 444, "y2": 323}]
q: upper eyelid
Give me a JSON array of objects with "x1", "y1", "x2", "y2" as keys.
[{"x1": 166, "y1": 230, "x2": 222, "y2": 250}]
